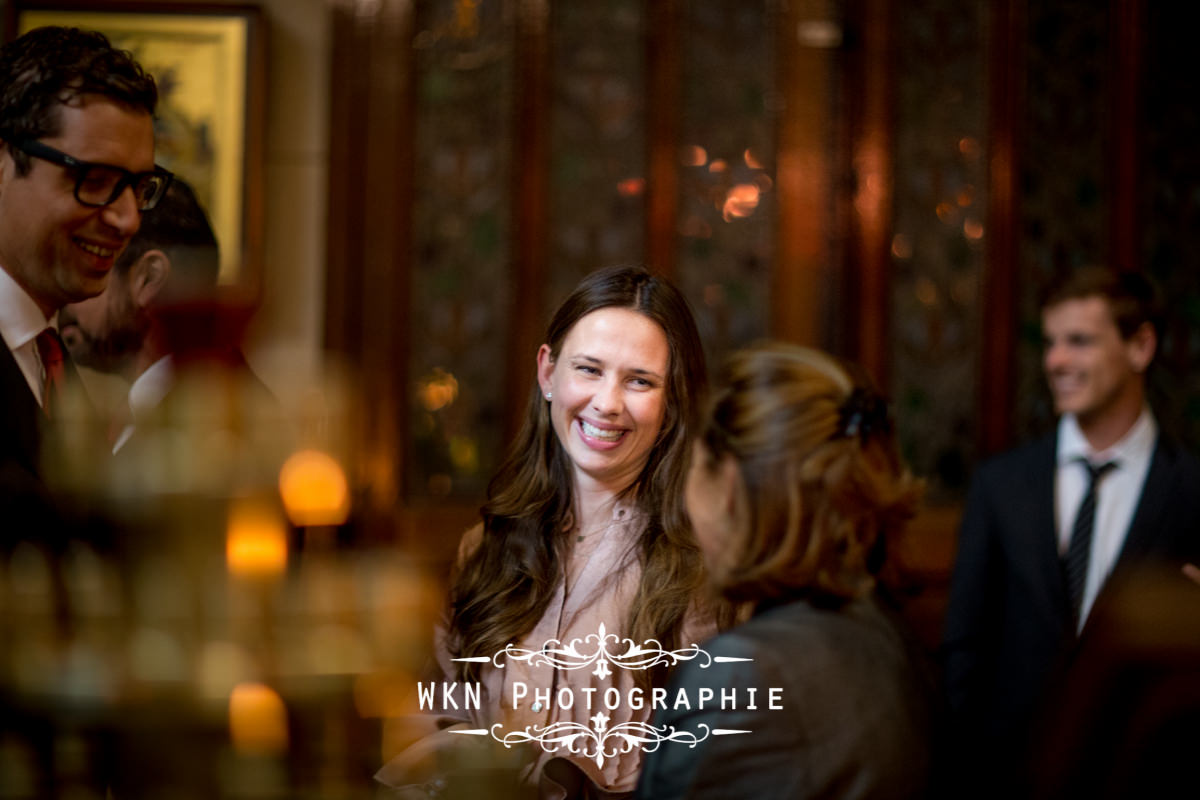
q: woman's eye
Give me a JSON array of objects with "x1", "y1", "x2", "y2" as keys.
[{"x1": 577, "y1": 365, "x2": 600, "y2": 375}]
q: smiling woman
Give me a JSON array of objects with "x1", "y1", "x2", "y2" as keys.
[
  {"x1": 537, "y1": 306, "x2": 669, "y2": 496},
  {"x1": 376, "y1": 266, "x2": 728, "y2": 798}
]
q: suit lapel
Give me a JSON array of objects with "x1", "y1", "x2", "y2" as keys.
[
  {"x1": 1026, "y1": 432, "x2": 1071, "y2": 620},
  {"x1": 0, "y1": 344, "x2": 42, "y2": 472}
]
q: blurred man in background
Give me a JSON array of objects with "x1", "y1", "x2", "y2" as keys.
[
  {"x1": 60, "y1": 176, "x2": 224, "y2": 453},
  {"x1": 941, "y1": 267, "x2": 1200, "y2": 797}
]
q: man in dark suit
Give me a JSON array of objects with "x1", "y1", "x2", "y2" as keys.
[
  {"x1": 0, "y1": 26, "x2": 165, "y2": 542},
  {"x1": 941, "y1": 267, "x2": 1200, "y2": 796}
]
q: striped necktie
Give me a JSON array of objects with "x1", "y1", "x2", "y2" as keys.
[{"x1": 1064, "y1": 458, "x2": 1117, "y2": 624}]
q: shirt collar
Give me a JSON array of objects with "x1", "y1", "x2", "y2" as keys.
[
  {"x1": 0, "y1": 264, "x2": 52, "y2": 351},
  {"x1": 1057, "y1": 408, "x2": 1157, "y2": 467},
  {"x1": 128, "y1": 355, "x2": 175, "y2": 421}
]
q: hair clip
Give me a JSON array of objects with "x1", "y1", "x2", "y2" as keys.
[{"x1": 837, "y1": 387, "x2": 891, "y2": 443}]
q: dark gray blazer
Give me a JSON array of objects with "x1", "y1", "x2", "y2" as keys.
[{"x1": 636, "y1": 595, "x2": 936, "y2": 800}]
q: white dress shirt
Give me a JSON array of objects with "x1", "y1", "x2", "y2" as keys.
[
  {"x1": 112, "y1": 355, "x2": 174, "y2": 454},
  {"x1": 0, "y1": 264, "x2": 54, "y2": 407},
  {"x1": 1055, "y1": 409, "x2": 1156, "y2": 629}
]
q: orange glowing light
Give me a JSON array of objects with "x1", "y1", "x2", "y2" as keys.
[
  {"x1": 616, "y1": 177, "x2": 645, "y2": 197},
  {"x1": 708, "y1": 159, "x2": 728, "y2": 173},
  {"x1": 354, "y1": 671, "x2": 418, "y2": 718},
  {"x1": 754, "y1": 173, "x2": 774, "y2": 192},
  {"x1": 226, "y1": 499, "x2": 288, "y2": 577},
  {"x1": 958, "y1": 137, "x2": 981, "y2": 159},
  {"x1": 891, "y1": 234, "x2": 913, "y2": 260},
  {"x1": 229, "y1": 683, "x2": 289, "y2": 755},
  {"x1": 279, "y1": 449, "x2": 350, "y2": 527},
  {"x1": 743, "y1": 149, "x2": 764, "y2": 169},
  {"x1": 680, "y1": 145, "x2": 707, "y2": 167},
  {"x1": 418, "y1": 368, "x2": 458, "y2": 411},
  {"x1": 935, "y1": 202, "x2": 956, "y2": 223},
  {"x1": 722, "y1": 183, "x2": 760, "y2": 221},
  {"x1": 963, "y1": 219, "x2": 985, "y2": 240}
]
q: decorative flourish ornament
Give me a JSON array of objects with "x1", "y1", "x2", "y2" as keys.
[{"x1": 450, "y1": 624, "x2": 756, "y2": 762}]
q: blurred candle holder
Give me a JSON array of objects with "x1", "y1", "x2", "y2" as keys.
[{"x1": 2, "y1": 347, "x2": 435, "y2": 797}]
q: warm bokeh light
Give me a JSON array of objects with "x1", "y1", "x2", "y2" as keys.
[
  {"x1": 722, "y1": 183, "x2": 760, "y2": 221},
  {"x1": 891, "y1": 233, "x2": 913, "y2": 260},
  {"x1": 418, "y1": 367, "x2": 458, "y2": 411},
  {"x1": 743, "y1": 148, "x2": 764, "y2": 169},
  {"x1": 957, "y1": 185, "x2": 975, "y2": 207},
  {"x1": 963, "y1": 218, "x2": 985, "y2": 240},
  {"x1": 915, "y1": 277, "x2": 939, "y2": 307},
  {"x1": 229, "y1": 683, "x2": 288, "y2": 755},
  {"x1": 958, "y1": 136, "x2": 981, "y2": 160},
  {"x1": 199, "y1": 641, "x2": 255, "y2": 699},
  {"x1": 279, "y1": 450, "x2": 351, "y2": 527},
  {"x1": 616, "y1": 177, "x2": 645, "y2": 197},
  {"x1": 935, "y1": 202, "x2": 956, "y2": 222},
  {"x1": 354, "y1": 670, "x2": 418, "y2": 718},
  {"x1": 448, "y1": 436, "x2": 478, "y2": 472},
  {"x1": 306, "y1": 624, "x2": 370, "y2": 675},
  {"x1": 708, "y1": 158, "x2": 728, "y2": 173},
  {"x1": 679, "y1": 145, "x2": 707, "y2": 167},
  {"x1": 226, "y1": 499, "x2": 289, "y2": 578}
]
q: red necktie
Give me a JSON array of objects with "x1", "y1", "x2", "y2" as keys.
[{"x1": 35, "y1": 327, "x2": 66, "y2": 418}]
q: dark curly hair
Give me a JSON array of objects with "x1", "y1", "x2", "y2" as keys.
[{"x1": 0, "y1": 26, "x2": 158, "y2": 175}]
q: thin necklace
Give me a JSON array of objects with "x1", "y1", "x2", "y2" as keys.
[
  {"x1": 573, "y1": 509, "x2": 629, "y2": 543},
  {"x1": 575, "y1": 520, "x2": 613, "y2": 543}
]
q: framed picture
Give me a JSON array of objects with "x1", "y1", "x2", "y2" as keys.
[{"x1": 7, "y1": 2, "x2": 265, "y2": 287}]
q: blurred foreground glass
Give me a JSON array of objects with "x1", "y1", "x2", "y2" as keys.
[{"x1": 1, "y1": 313, "x2": 439, "y2": 797}]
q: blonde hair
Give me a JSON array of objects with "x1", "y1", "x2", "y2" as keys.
[{"x1": 696, "y1": 342, "x2": 922, "y2": 604}]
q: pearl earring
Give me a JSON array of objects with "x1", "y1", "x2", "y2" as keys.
[{"x1": 545, "y1": 391, "x2": 552, "y2": 400}]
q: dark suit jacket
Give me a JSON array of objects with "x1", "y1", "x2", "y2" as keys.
[
  {"x1": 636, "y1": 595, "x2": 937, "y2": 800},
  {"x1": 1, "y1": 343, "x2": 59, "y2": 549},
  {"x1": 940, "y1": 429, "x2": 1200, "y2": 791},
  {"x1": 1, "y1": 342, "x2": 111, "y2": 554},
  {"x1": 1, "y1": 340, "x2": 42, "y2": 476}
]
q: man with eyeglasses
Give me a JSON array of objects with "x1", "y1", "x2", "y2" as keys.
[
  {"x1": 0, "y1": 26, "x2": 166, "y2": 538},
  {"x1": 0, "y1": 26, "x2": 167, "y2": 793}
]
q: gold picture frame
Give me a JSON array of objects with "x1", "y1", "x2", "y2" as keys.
[{"x1": 9, "y1": 2, "x2": 265, "y2": 287}]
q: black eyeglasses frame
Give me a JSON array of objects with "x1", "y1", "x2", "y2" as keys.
[{"x1": 5, "y1": 138, "x2": 174, "y2": 212}]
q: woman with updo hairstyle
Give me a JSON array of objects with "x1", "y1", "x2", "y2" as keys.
[
  {"x1": 636, "y1": 342, "x2": 937, "y2": 800},
  {"x1": 377, "y1": 266, "x2": 724, "y2": 799}
]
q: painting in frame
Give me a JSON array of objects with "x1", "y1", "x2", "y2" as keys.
[{"x1": 10, "y1": 2, "x2": 264, "y2": 287}]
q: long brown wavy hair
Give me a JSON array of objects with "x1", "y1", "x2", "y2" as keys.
[
  {"x1": 448, "y1": 266, "x2": 710, "y2": 687},
  {"x1": 695, "y1": 343, "x2": 923, "y2": 606}
]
